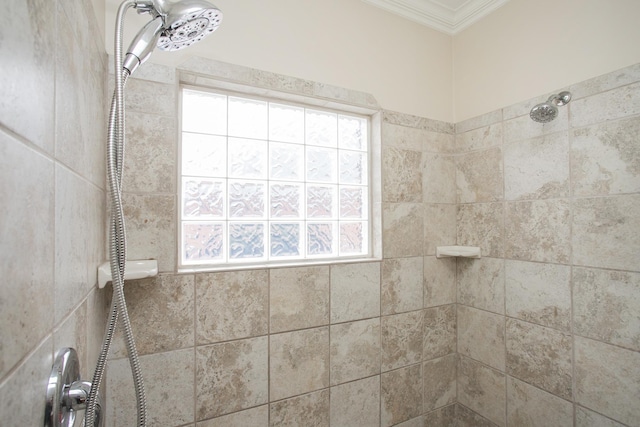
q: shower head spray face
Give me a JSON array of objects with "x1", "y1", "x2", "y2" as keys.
[
  {"x1": 529, "y1": 91, "x2": 572, "y2": 123},
  {"x1": 156, "y1": 0, "x2": 223, "y2": 51}
]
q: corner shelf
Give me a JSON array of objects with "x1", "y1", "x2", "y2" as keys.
[
  {"x1": 436, "y1": 246, "x2": 481, "y2": 259},
  {"x1": 97, "y1": 260, "x2": 158, "y2": 288}
]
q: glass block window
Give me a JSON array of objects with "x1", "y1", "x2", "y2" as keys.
[{"x1": 180, "y1": 87, "x2": 370, "y2": 267}]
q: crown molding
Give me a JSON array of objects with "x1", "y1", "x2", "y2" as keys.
[{"x1": 362, "y1": 0, "x2": 511, "y2": 34}]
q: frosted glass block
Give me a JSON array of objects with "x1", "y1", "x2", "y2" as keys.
[
  {"x1": 306, "y1": 146, "x2": 337, "y2": 182},
  {"x1": 307, "y1": 222, "x2": 334, "y2": 256},
  {"x1": 338, "y1": 115, "x2": 367, "y2": 150},
  {"x1": 270, "y1": 142, "x2": 304, "y2": 180},
  {"x1": 183, "y1": 178, "x2": 225, "y2": 218},
  {"x1": 228, "y1": 137, "x2": 267, "y2": 179},
  {"x1": 339, "y1": 187, "x2": 365, "y2": 219},
  {"x1": 182, "y1": 89, "x2": 227, "y2": 135},
  {"x1": 269, "y1": 103, "x2": 304, "y2": 143},
  {"x1": 306, "y1": 110, "x2": 337, "y2": 147},
  {"x1": 182, "y1": 133, "x2": 226, "y2": 177},
  {"x1": 183, "y1": 222, "x2": 224, "y2": 262},
  {"x1": 340, "y1": 222, "x2": 366, "y2": 254},
  {"x1": 270, "y1": 223, "x2": 301, "y2": 257},
  {"x1": 339, "y1": 150, "x2": 367, "y2": 185},
  {"x1": 229, "y1": 181, "x2": 266, "y2": 218},
  {"x1": 228, "y1": 96, "x2": 268, "y2": 139},
  {"x1": 307, "y1": 185, "x2": 336, "y2": 218},
  {"x1": 270, "y1": 184, "x2": 302, "y2": 218},
  {"x1": 229, "y1": 222, "x2": 265, "y2": 259}
]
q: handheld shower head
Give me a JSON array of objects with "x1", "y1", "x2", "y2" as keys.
[
  {"x1": 530, "y1": 91, "x2": 571, "y2": 123},
  {"x1": 123, "y1": 0, "x2": 223, "y2": 74}
]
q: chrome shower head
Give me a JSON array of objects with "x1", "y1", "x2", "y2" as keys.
[
  {"x1": 123, "y1": 0, "x2": 222, "y2": 74},
  {"x1": 530, "y1": 91, "x2": 572, "y2": 123}
]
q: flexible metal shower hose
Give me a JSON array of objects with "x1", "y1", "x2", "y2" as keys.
[{"x1": 85, "y1": 1, "x2": 147, "y2": 426}]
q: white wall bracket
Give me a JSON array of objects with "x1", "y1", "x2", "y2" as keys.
[{"x1": 97, "y1": 260, "x2": 158, "y2": 288}]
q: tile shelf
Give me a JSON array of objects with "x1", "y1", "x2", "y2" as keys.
[{"x1": 436, "y1": 246, "x2": 481, "y2": 259}]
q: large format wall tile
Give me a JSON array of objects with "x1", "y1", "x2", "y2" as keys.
[
  {"x1": 330, "y1": 376, "x2": 380, "y2": 427},
  {"x1": 506, "y1": 376, "x2": 573, "y2": 427},
  {"x1": 506, "y1": 319, "x2": 572, "y2": 400},
  {"x1": 330, "y1": 262, "x2": 380, "y2": 323},
  {"x1": 456, "y1": 147, "x2": 503, "y2": 203},
  {"x1": 457, "y1": 357, "x2": 506, "y2": 427},
  {"x1": 570, "y1": 81, "x2": 640, "y2": 128},
  {"x1": 424, "y1": 203, "x2": 457, "y2": 256},
  {"x1": 196, "y1": 405, "x2": 268, "y2": 427},
  {"x1": 505, "y1": 260, "x2": 571, "y2": 331},
  {"x1": 270, "y1": 390, "x2": 330, "y2": 427},
  {"x1": 457, "y1": 305, "x2": 505, "y2": 371},
  {"x1": 381, "y1": 364, "x2": 423, "y2": 427},
  {"x1": 575, "y1": 336, "x2": 640, "y2": 426},
  {"x1": 330, "y1": 319, "x2": 380, "y2": 385},
  {"x1": 423, "y1": 304, "x2": 456, "y2": 361},
  {"x1": 382, "y1": 146, "x2": 423, "y2": 203},
  {"x1": 383, "y1": 203, "x2": 424, "y2": 258},
  {"x1": 505, "y1": 199, "x2": 571, "y2": 263},
  {"x1": 423, "y1": 354, "x2": 456, "y2": 412},
  {"x1": 423, "y1": 153, "x2": 456, "y2": 203},
  {"x1": 270, "y1": 266, "x2": 329, "y2": 333},
  {"x1": 457, "y1": 202, "x2": 504, "y2": 257},
  {"x1": 270, "y1": 327, "x2": 329, "y2": 401},
  {"x1": 457, "y1": 257, "x2": 505, "y2": 314},
  {"x1": 574, "y1": 267, "x2": 640, "y2": 351},
  {"x1": 575, "y1": 406, "x2": 627, "y2": 427},
  {"x1": 423, "y1": 256, "x2": 456, "y2": 307},
  {"x1": 571, "y1": 115, "x2": 640, "y2": 196},
  {"x1": 455, "y1": 122, "x2": 503, "y2": 152},
  {"x1": 572, "y1": 194, "x2": 640, "y2": 271},
  {"x1": 382, "y1": 257, "x2": 424, "y2": 315},
  {"x1": 382, "y1": 311, "x2": 423, "y2": 371},
  {"x1": 196, "y1": 337, "x2": 269, "y2": 420},
  {"x1": 196, "y1": 270, "x2": 268, "y2": 344},
  {"x1": 504, "y1": 131, "x2": 570, "y2": 200}
]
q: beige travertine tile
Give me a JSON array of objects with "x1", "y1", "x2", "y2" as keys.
[
  {"x1": 456, "y1": 403, "x2": 499, "y2": 427},
  {"x1": 383, "y1": 110, "x2": 453, "y2": 134},
  {"x1": 507, "y1": 376, "x2": 573, "y2": 427},
  {"x1": 382, "y1": 122, "x2": 425, "y2": 151},
  {"x1": 569, "y1": 63, "x2": 640, "y2": 100},
  {"x1": 505, "y1": 260, "x2": 571, "y2": 331},
  {"x1": 457, "y1": 356, "x2": 506, "y2": 427},
  {"x1": 196, "y1": 337, "x2": 268, "y2": 419},
  {"x1": 0, "y1": 337, "x2": 52, "y2": 425},
  {"x1": 53, "y1": 302, "x2": 88, "y2": 378},
  {"x1": 423, "y1": 153, "x2": 456, "y2": 203},
  {"x1": 0, "y1": 134, "x2": 54, "y2": 379},
  {"x1": 570, "y1": 81, "x2": 640, "y2": 128},
  {"x1": 125, "y1": 78, "x2": 176, "y2": 117},
  {"x1": 572, "y1": 194, "x2": 640, "y2": 271},
  {"x1": 382, "y1": 146, "x2": 422, "y2": 203},
  {"x1": 506, "y1": 319, "x2": 572, "y2": 399},
  {"x1": 110, "y1": 274, "x2": 194, "y2": 357},
  {"x1": 504, "y1": 131, "x2": 570, "y2": 200},
  {"x1": 425, "y1": 203, "x2": 457, "y2": 256},
  {"x1": 423, "y1": 404, "x2": 456, "y2": 427},
  {"x1": 196, "y1": 405, "x2": 268, "y2": 427},
  {"x1": 505, "y1": 199, "x2": 570, "y2": 263},
  {"x1": 122, "y1": 193, "x2": 176, "y2": 272},
  {"x1": 330, "y1": 376, "x2": 380, "y2": 427},
  {"x1": 574, "y1": 267, "x2": 640, "y2": 351},
  {"x1": 576, "y1": 406, "x2": 627, "y2": 427},
  {"x1": 108, "y1": 348, "x2": 195, "y2": 426},
  {"x1": 382, "y1": 311, "x2": 423, "y2": 371},
  {"x1": 423, "y1": 304, "x2": 456, "y2": 360},
  {"x1": 457, "y1": 257, "x2": 505, "y2": 314},
  {"x1": 330, "y1": 318, "x2": 380, "y2": 385},
  {"x1": 330, "y1": 262, "x2": 380, "y2": 323},
  {"x1": 425, "y1": 130, "x2": 456, "y2": 154},
  {"x1": 455, "y1": 122, "x2": 503, "y2": 152},
  {"x1": 503, "y1": 109, "x2": 568, "y2": 143},
  {"x1": 456, "y1": 110, "x2": 502, "y2": 136},
  {"x1": 196, "y1": 270, "x2": 267, "y2": 344},
  {"x1": 270, "y1": 266, "x2": 329, "y2": 333},
  {"x1": 571, "y1": 116, "x2": 640, "y2": 196},
  {"x1": 424, "y1": 256, "x2": 456, "y2": 308},
  {"x1": 383, "y1": 203, "x2": 424, "y2": 258},
  {"x1": 456, "y1": 147, "x2": 503, "y2": 203},
  {"x1": 382, "y1": 257, "x2": 423, "y2": 315},
  {"x1": 123, "y1": 111, "x2": 176, "y2": 193},
  {"x1": 270, "y1": 327, "x2": 329, "y2": 401},
  {"x1": 457, "y1": 202, "x2": 504, "y2": 258},
  {"x1": 381, "y1": 364, "x2": 423, "y2": 427},
  {"x1": 423, "y1": 354, "x2": 456, "y2": 411},
  {"x1": 270, "y1": 390, "x2": 329, "y2": 427},
  {"x1": 458, "y1": 305, "x2": 505, "y2": 370},
  {"x1": 575, "y1": 336, "x2": 640, "y2": 426},
  {"x1": 394, "y1": 416, "x2": 425, "y2": 426}
]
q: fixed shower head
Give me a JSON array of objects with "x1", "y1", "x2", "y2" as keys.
[
  {"x1": 123, "y1": 0, "x2": 223, "y2": 74},
  {"x1": 530, "y1": 91, "x2": 572, "y2": 123}
]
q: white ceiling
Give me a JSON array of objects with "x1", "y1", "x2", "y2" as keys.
[{"x1": 362, "y1": 0, "x2": 511, "y2": 34}]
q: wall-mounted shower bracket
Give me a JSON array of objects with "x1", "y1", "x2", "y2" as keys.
[
  {"x1": 97, "y1": 259, "x2": 158, "y2": 288},
  {"x1": 45, "y1": 348, "x2": 102, "y2": 427}
]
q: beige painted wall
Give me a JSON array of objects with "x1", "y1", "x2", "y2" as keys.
[
  {"x1": 453, "y1": 0, "x2": 640, "y2": 121},
  {"x1": 104, "y1": 0, "x2": 453, "y2": 121}
]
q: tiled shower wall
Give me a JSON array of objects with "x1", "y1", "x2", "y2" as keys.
[
  {"x1": 454, "y1": 63, "x2": 640, "y2": 427},
  {"x1": 0, "y1": 0, "x2": 108, "y2": 424},
  {"x1": 105, "y1": 60, "x2": 459, "y2": 426},
  {"x1": 107, "y1": 61, "x2": 639, "y2": 427}
]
